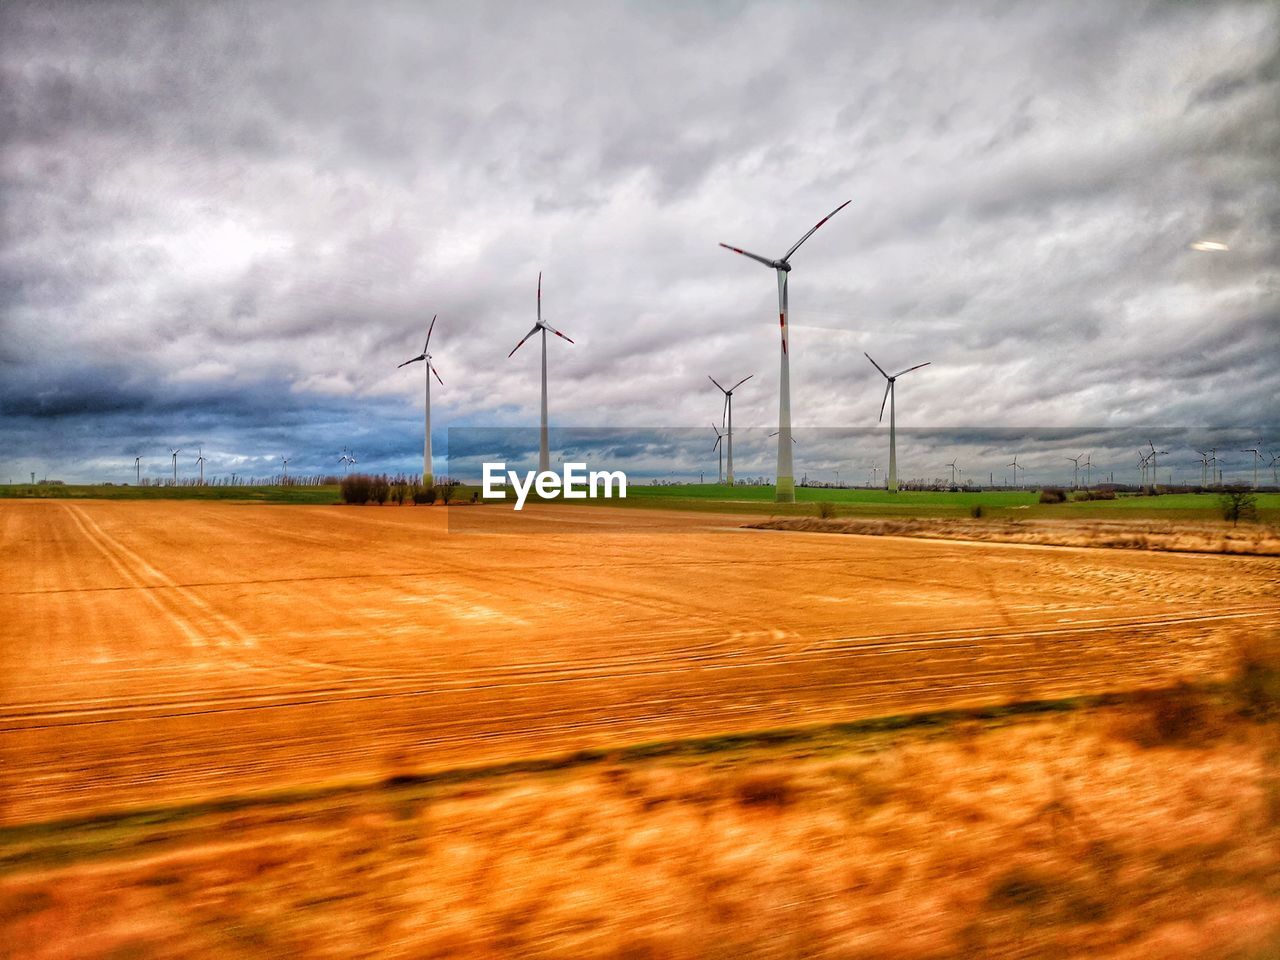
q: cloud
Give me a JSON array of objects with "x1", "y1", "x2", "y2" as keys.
[{"x1": 1, "y1": 0, "x2": 1277, "y2": 485}]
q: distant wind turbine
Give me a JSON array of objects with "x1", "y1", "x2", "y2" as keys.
[
  {"x1": 1146, "y1": 441, "x2": 1168, "y2": 488},
  {"x1": 170, "y1": 448, "x2": 181, "y2": 484},
  {"x1": 134, "y1": 456, "x2": 141, "y2": 485},
  {"x1": 709, "y1": 374, "x2": 752, "y2": 486},
  {"x1": 947, "y1": 459, "x2": 959, "y2": 485},
  {"x1": 338, "y1": 448, "x2": 354, "y2": 473},
  {"x1": 508, "y1": 273, "x2": 574, "y2": 473},
  {"x1": 281, "y1": 456, "x2": 291, "y2": 480},
  {"x1": 398, "y1": 314, "x2": 443, "y2": 486},
  {"x1": 1268, "y1": 451, "x2": 1279, "y2": 486},
  {"x1": 719, "y1": 200, "x2": 851, "y2": 503},
  {"x1": 1242, "y1": 445, "x2": 1262, "y2": 489},
  {"x1": 1008, "y1": 455, "x2": 1022, "y2": 487},
  {"x1": 195, "y1": 447, "x2": 207, "y2": 486},
  {"x1": 711, "y1": 423, "x2": 725, "y2": 483},
  {"x1": 1082, "y1": 453, "x2": 1092, "y2": 489},
  {"x1": 1066, "y1": 454, "x2": 1081, "y2": 489},
  {"x1": 864, "y1": 352, "x2": 930, "y2": 493}
]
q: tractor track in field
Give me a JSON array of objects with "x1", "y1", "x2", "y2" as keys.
[{"x1": 2, "y1": 605, "x2": 1273, "y2": 732}]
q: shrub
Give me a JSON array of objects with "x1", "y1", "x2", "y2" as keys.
[
  {"x1": 413, "y1": 487, "x2": 436, "y2": 505},
  {"x1": 817, "y1": 501, "x2": 836, "y2": 519},
  {"x1": 339, "y1": 473, "x2": 373, "y2": 505},
  {"x1": 732, "y1": 770, "x2": 794, "y2": 809},
  {"x1": 1219, "y1": 488, "x2": 1258, "y2": 525},
  {"x1": 437, "y1": 483, "x2": 453, "y2": 505},
  {"x1": 1038, "y1": 488, "x2": 1067, "y2": 504},
  {"x1": 970, "y1": 504, "x2": 984, "y2": 519},
  {"x1": 1117, "y1": 682, "x2": 1215, "y2": 747},
  {"x1": 391, "y1": 484, "x2": 406, "y2": 506},
  {"x1": 369, "y1": 474, "x2": 390, "y2": 505},
  {"x1": 1234, "y1": 629, "x2": 1280, "y2": 720}
]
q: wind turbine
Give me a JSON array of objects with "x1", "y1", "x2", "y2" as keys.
[
  {"x1": 869, "y1": 463, "x2": 880, "y2": 489},
  {"x1": 1137, "y1": 449, "x2": 1151, "y2": 485},
  {"x1": 338, "y1": 448, "x2": 354, "y2": 473},
  {"x1": 864, "y1": 352, "x2": 930, "y2": 493},
  {"x1": 195, "y1": 447, "x2": 207, "y2": 486},
  {"x1": 947, "y1": 459, "x2": 959, "y2": 485},
  {"x1": 1269, "y1": 451, "x2": 1279, "y2": 486},
  {"x1": 281, "y1": 456, "x2": 291, "y2": 481},
  {"x1": 1082, "y1": 453, "x2": 1092, "y2": 489},
  {"x1": 1066, "y1": 455, "x2": 1081, "y2": 489},
  {"x1": 170, "y1": 448, "x2": 181, "y2": 485},
  {"x1": 719, "y1": 200, "x2": 851, "y2": 502},
  {"x1": 1194, "y1": 449, "x2": 1210, "y2": 486},
  {"x1": 398, "y1": 315, "x2": 443, "y2": 486},
  {"x1": 711, "y1": 423, "x2": 725, "y2": 483},
  {"x1": 709, "y1": 374, "x2": 752, "y2": 486},
  {"x1": 133, "y1": 456, "x2": 141, "y2": 485},
  {"x1": 1146, "y1": 441, "x2": 1168, "y2": 489},
  {"x1": 508, "y1": 273, "x2": 574, "y2": 474},
  {"x1": 1242, "y1": 445, "x2": 1262, "y2": 488},
  {"x1": 1008, "y1": 455, "x2": 1022, "y2": 487}
]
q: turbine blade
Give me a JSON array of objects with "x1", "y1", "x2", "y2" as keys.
[
  {"x1": 424, "y1": 314, "x2": 437, "y2": 353},
  {"x1": 508, "y1": 325, "x2": 540, "y2": 358},
  {"x1": 783, "y1": 200, "x2": 852, "y2": 261},
  {"x1": 718, "y1": 243, "x2": 775, "y2": 268},
  {"x1": 397, "y1": 355, "x2": 425, "y2": 368},
  {"x1": 892, "y1": 361, "x2": 931, "y2": 377},
  {"x1": 537, "y1": 272, "x2": 542, "y2": 323},
  {"x1": 712, "y1": 436, "x2": 722, "y2": 450},
  {"x1": 544, "y1": 323, "x2": 574, "y2": 343},
  {"x1": 730, "y1": 374, "x2": 753, "y2": 391},
  {"x1": 708, "y1": 375, "x2": 727, "y2": 393},
  {"x1": 722, "y1": 392, "x2": 729, "y2": 426},
  {"x1": 430, "y1": 363, "x2": 443, "y2": 385},
  {"x1": 864, "y1": 352, "x2": 889, "y2": 379},
  {"x1": 878, "y1": 381, "x2": 890, "y2": 421}
]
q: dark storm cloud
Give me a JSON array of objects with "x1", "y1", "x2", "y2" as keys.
[{"x1": 1, "y1": 0, "x2": 1277, "y2": 484}]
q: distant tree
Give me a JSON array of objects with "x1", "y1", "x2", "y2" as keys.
[{"x1": 1219, "y1": 487, "x2": 1258, "y2": 525}]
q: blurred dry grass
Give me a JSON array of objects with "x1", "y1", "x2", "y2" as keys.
[
  {"x1": 3, "y1": 676, "x2": 1279, "y2": 959},
  {"x1": 752, "y1": 516, "x2": 1280, "y2": 555}
]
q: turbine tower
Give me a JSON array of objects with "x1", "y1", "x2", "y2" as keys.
[
  {"x1": 864, "y1": 352, "x2": 930, "y2": 493},
  {"x1": 1195, "y1": 449, "x2": 1210, "y2": 486},
  {"x1": 1242, "y1": 445, "x2": 1262, "y2": 488},
  {"x1": 1082, "y1": 453, "x2": 1092, "y2": 489},
  {"x1": 1066, "y1": 455, "x2": 1081, "y2": 489},
  {"x1": 708, "y1": 375, "x2": 752, "y2": 486},
  {"x1": 711, "y1": 423, "x2": 725, "y2": 483},
  {"x1": 509, "y1": 273, "x2": 574, "y2": 474},
  {"x1": 170, "y1": 448, "x2": 181, "y2": 485},
  {"x1": 1146, "y1": 441, "x2": 1168, "y2": 489},
  {"x1": 719, "y1": 200, "x2": 851, "y2": 503},
  {"x1": 134, "y1": 456, "x2": 141, "y2": 485},
  {"x1": 1008, "y1": 455, "x2": 1022, "y2": 487},
  {"x1": 398, "y1": 315, "x2": 443, "y2": 486},
  {"x1": 195, "y1": 447, "x2": 207, "y2": 486},
  {"x1": 947, "y1": 459, "x2": 959, "y2": 485}
]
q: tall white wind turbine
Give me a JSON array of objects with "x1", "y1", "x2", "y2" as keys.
[
  {"x1": 134, "y1": 456, "x2": 141, "y2": 485},
  {"x1": 508, "y1": 273, "x2": 574, "y2": 474},
  {"x1": 947, "y1": 459, "x2": 959, "y2": 485},
  {"x1": 398, "y1": 315, "x2": 443, "y2": 486},
  {"x1": 1066, "y1": 454, "x2": 1082, "y2": 489},
  {"x1": 1008, "y1": 455, "x2": 1022, "y2": 487},
  {"x1": 195, "y1": 447, "x2": 207, "y2": 486},
  {"x1": 1242, "y1": 445, "x2": 1262, "y2": 488},
  {"x1": 281, "y1": 456, "x2": 291, "y2": 481},
  {"x1": 864, "y1": 353, "x2": 930, "y2": 493},
  {"x1": 711, "y1": 423, "x2": 725, "y2": 483},
  {"x1": 709, "y1": 374, "x2": 752, "y2": 486},
  {"x1": 170, "y1": 448, "x2": 181, "y2": 484},
  {"x1": 719, "y1": 200, "x2": 851, "y2": 503}
]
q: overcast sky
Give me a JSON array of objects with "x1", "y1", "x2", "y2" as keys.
[{"x1": 2, "y1": 0, "x2": 1277, "y2": 485}]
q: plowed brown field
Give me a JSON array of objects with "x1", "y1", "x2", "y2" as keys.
[{"x1": 3, "y1": 499, "x2": 1278, "y2": 824}]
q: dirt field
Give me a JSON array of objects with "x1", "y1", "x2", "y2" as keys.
[
  {"x1": 3, "y1": 499, "x2": 1279, "y2": 826},
  {"x1": 751, "y1": 516, "x2": 1280, "y2": 555}
]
